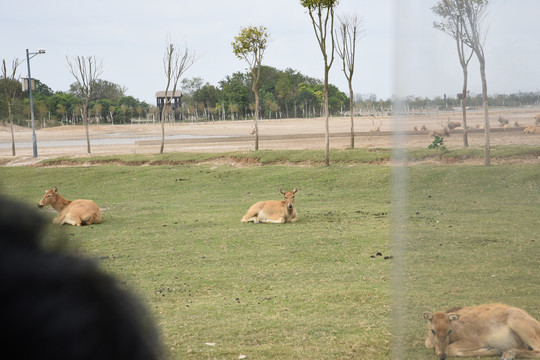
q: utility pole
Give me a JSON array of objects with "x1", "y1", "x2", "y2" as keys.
[{"x1": 25, "y1": 48, "x2": 46, "y2": 158}]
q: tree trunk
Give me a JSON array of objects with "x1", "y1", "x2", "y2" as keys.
[
  {"x1": 480, "y1": 59, "x2": 490, "y2": 166},
  {"x1": 461, "y1": 67, "x2": 469, "y2": 147},
  {"x1": 9, "y1": 106, "x2": 16, "y2": 156},
  {"x1": 84, "y1": 105, "x2": 91, "y2": 154},
  {"x1": 160, "y1": 106, "x2": 166, "y2": 154},
  {"x1": 254, "y1": 87, "x2": 260, "y2": 151},
  {"x1": 324, "y1": 66, "x2": 330, "y2": 166},
  {"x1": 348, "y1": 81, "x2": 354, "y2": 149}
]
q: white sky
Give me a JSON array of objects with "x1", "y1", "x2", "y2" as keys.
[{"x1": 2, "y1": 0, "x2": 539, "y2": 105}]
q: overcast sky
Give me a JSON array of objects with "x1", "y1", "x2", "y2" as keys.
[{"x1": 2, "y1": 0, "x2": 539, "y2": 105}]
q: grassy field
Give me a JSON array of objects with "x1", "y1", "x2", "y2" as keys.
[{"x1": 1, "y1": 147, "x2": 539, "y2": 359}]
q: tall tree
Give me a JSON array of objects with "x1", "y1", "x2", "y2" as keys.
[
  {"x1": 460, "y1": 0, "x2": 490, "y2": 165},
  {"x1": 66, "y1": 56, "x2": 103, "y2": 154},
  {"x1": 232, "y1": 25, "x2": 270, "y2": 150},
  {"x1": 336, "y1": 13, "x2": 363, "y2": 149},
  {"x1": 301, "y1": 0, "x2": 339, "y2": 166},
  {"x1": 432, "y1": 0, "x2": 474, "y2": 147},
  {"x1": 2, "y1": 59, "x2": 23, "y2": 155},
  {"x1": 161, "y1": 41, "x2": 196, "y2": 153}
]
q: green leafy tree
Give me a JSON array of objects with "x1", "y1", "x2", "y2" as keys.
[
  {"x1": 193, "y1": 83, "x2": 221, "y2": 121},
  {"x1": 275, "y1": 71, "x2": 295, "y2": 118},
  {"x1": 48, "y1": 92, "x2": 79, "y2": 123},
  {"x1": 92, "y1": 102, "x2": 103, "y2": 123},
  {"x1": 232, "y1": 25, "x2": 270, "y2": 150},
  {"x1": 219, "y1": 73, "x2": 251, "y2": 118},
  {"x1": 327, "y1": 83, "x2": 347, "y2": 113},
  {"x1": 92, "y1": 79, "x2": 125, "y2": 101},
  {"x1": 300, "y1": 0, "x2": 339, "y2": 166},
  {"x1": 56, "y1": 103, "x2": 66, "y2": 123}
]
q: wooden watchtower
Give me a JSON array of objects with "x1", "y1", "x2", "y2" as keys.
[{"x1": 156, "y1": 90, "x2": 182, "y2": 121}]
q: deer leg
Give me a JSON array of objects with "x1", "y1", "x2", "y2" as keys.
[
  {"x1": 447, "y1": 341, "x2": 502, "y2": 357},
  {"x1": 259, "y1": 218, "x2": 284, "y2": 224},
  {"x1": 501, "y1": 348, "x2": 540, "y2": 359},
  {"x1": 62, "y1": 213, "x2": 80, "y2": 226},
  {"x1": 241, "y1": 216, "x2": 259, "y2": 223},
  {"x1": 507, "y1": 308, "x2": 540, "y2": 353}
]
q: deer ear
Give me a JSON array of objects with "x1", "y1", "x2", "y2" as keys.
[
  {"x1": 448, "y1": 313, "x2": 460, "y2": 321},
  {"x1": 423, "y1": 312, "x2": 433, "y2": 321},
  {"x1": 293, "y1": 188, "x2": 298, "y2": 193},
  {"x1": 280, "y1": 189, "x2": 285, "y2": 195}
]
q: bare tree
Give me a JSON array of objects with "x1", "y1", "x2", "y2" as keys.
[
  {"x1": 1, "y1": 58, "x2": 22, "y2": 155},
  {"x1": 460, "y1": 0, "x2": 490, "y2": 165},
  {"x1": 66, "y1": 56, "x2": 103, "y2": 154},
  {"x1": 232, "y1": 25, "x2": 269, "y2": 151},
  {"x1": 433, "y1": 0, "x2": 474, "y2": 147},
  {"x1": 161, "y1": 42, "x2": 196, "y2": 154},
  {"x1": 301, "y1": 0, "x2": 339, "y2": 166},
  {"x1": 336, "y1": 13, "x2": 364, "y2": 149}
]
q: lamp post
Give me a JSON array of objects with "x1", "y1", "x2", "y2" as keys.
[{"x1": 25, "y1": 48, "x2": 46, "y2": 158}]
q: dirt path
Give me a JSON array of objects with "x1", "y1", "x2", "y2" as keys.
[{"x1": 1, "y1": 107, "x2": 539, "y2": 166}]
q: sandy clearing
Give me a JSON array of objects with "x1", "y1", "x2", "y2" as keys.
[{"x1": 1, "y1": 107, "x2": 539, "y2": 166}]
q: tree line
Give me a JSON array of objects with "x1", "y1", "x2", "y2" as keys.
[
  {"x1": 179, "y1": 66, "x2": 349, "y2": 122},
  {"x1": 0, "y1": 78, "x2": 151, "y2": 127},
  {"x1": 0, "y1": 65, "x2": 350, "y2": 127},
  {"x1": 2, "y1": 70, "x2": 540, "y2": 129}
]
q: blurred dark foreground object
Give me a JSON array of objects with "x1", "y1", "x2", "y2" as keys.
[{"x1": 0, "y1": 195, "x2": 163, "y2": 359}]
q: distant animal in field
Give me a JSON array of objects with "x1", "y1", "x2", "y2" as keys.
[
  {"x1": 430, "y1": 119, "x2": 450, "y2": 137},
  {"x1": 535, "y1": 113, "x2": 540, "y2": 126},
  {"x1": 498, "y1": 116, "x2": 509, "y2": 127},
  {"x1": 524, "y1": 125, "x2": 540, "y2": 134},
  {"x1": 420, "y1": 125, "x2": 428, "y2": 131},
  {"x1": 370, "y1": 119, "x2": 382, "y2": 132},
  {"x1": 429, "y1": 127, "x2": 450, "y2": 138},
  {"x1": 446, "y1": 121, "x2": 461, "y2": 130},
  {"x1": 241, "y1": 188, "x2": 298, "y2": 224},
  {"x1": 424, "y1": 303, "x2": 540, "y2": 360},
  {"x1": 38, "y1": 187, "x2": 102, "y2": 226}
]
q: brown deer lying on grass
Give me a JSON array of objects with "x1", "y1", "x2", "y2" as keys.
[
  {"x1": 424, "y1": 303, "x2": 540, "y2": 360},
  {"x1": 38, "y1": 187, "x2": 102, "y2": 226},
  {"x1": 241, "y1": 188, "x2": 298, "y2": 224}
]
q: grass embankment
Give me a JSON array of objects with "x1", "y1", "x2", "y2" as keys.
[
  {"x1": 1, "y1": 147, "x2": 538, "y2": 359},
  {"x1": 30, "y1": 144, "x2": 540, "y2": 167}
]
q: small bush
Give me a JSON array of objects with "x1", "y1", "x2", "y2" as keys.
[{"x1": 428, "y1": 135, "x2": 446, "y2": 151}]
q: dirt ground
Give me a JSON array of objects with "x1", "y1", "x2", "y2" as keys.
[{"x1": 1, "y1": 107, "x2": 538, "y2": 166}]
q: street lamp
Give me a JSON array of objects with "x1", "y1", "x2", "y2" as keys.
[{"x1": 25, "y1": 48, "x2": 46, "y2": 158}]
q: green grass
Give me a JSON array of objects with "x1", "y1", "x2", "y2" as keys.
[
  {"x1": 28, "y1": 145, "x2": 540, "y2": 168},
  {"x1": 402, "y1": 164, "x2": 540, "y2": 359},
  {"x1": 1, "y1": 147, "x2": 538, "y2": 359}
]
